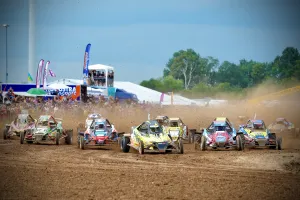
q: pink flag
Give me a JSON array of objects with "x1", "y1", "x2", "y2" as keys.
[
  {"x1": 36, "y1": 59, "x2": 44, "y2": 88},
  {"x1": 48, "y1": 69, "x2": 56, "y2": 77},
  {"x1": 43, "y1": 61, "x2": 50, "y2": 89},
  {"x1": 160, "y1": 93, "x2": 164, "y2": 103}
]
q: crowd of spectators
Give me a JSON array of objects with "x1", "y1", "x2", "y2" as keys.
[
  {"x1": 87, "y1": 70, "x2": 114, "y2": 87},
  {"x1": 0, "y1": 87, "x2": 155, "y2": 121}
]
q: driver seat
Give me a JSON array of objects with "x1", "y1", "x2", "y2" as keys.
[{"x1": 49, "y1": 122, "x2": 56, "y2": 129}]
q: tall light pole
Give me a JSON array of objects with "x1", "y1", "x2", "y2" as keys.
[{"x1": 2, "y1": 24, "x2": 9, "y2": 83}]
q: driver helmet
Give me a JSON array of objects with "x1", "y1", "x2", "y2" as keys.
[{"x1": 254, "y1": 124, "x2": 262, "y2": 129}]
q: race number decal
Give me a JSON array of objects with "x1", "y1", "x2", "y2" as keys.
[{"x1": 169, "y1": 130, "x2": 179, "y2": 137}]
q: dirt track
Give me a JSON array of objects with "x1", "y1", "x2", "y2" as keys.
[
  {"x1": 0, "y1": 137, "x2": 300, "y2": 200},
  {"x1": 1, "y1": 104, "x2": 300, "y2": 200}
]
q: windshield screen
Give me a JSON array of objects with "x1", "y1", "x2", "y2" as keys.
[
  {"x1": 95, "y1": 122, "x2": 105, "y2": 129},
  {"x1": 18, "y1": 118, "x2": 27, "y2": 124},
  {"x1": 149, "y1": 126, "x2": 162, "y2": 134},
  {"x1": 169, "y1": 121, "x2": 179, "y2": 127},
  {"x1": 215, "y1": 126, "x2": 226, "y2": 131},
  {"x1": 253, "y1": 123, "x2": 265, "y2": 130},
  {"x1": 38, "y1": 120, "x2": 48, "y2": 126}
]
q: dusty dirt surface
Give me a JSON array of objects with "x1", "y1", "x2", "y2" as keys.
[
  {"x1": 0, "y1": 140, "x2": 300, "y2": 200},
  {"x1": 1, "y1": 103, "x2": 300, "y2": 200}
]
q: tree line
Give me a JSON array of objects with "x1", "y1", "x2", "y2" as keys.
[{"x1": 140, "y1": 47, "x2": 300, "y2": 98}]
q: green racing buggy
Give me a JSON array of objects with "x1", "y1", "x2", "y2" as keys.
[{"x1": 20, "y1": 115, "x2": 73, "y2": 145}]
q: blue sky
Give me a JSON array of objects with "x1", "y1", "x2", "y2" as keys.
[{"x1": 0, "y1": 0, "x2": 299, "y2": 84}]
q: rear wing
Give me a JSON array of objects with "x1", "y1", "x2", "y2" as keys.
[
  {"x1": 117, "y1": 132, "x2": 125, "y2": 137},
  {"x1": 123, "y1": 133, "x2": 131, "y2": 137},
  {"x1": 189, "y1": 128, "x2": 203, "y2": 135}
]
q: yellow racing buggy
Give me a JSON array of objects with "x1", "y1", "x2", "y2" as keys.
[{"x1": 121, "y1": 120, "x2": 184, "y2": 154}]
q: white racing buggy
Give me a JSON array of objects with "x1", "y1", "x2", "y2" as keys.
[
  {"x1": 3, "y1": 113, "x2": 36, "y2": 140},
  {"x1": 268, "y1": 118, "x2": 299, "y2": 137},
  {"x1": 85, "y1": 113, "x2": 102, "y2": 128}
]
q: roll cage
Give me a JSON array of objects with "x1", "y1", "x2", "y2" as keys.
[
  {"x1": 90, "y1": 118, "x2": 113, "y2": 130},
  {"x1": 137, "y1": 121, "x2": 163, "y2": 135},
  {"x1": 37, "y1": 115, "x2": 57, "y2": 128},
  {"x1": 15, "y1": 114, "x2": 35, "y2": 125},
  {"x1": 246, "y1": 120, "x2": 266, "y2": 130}
]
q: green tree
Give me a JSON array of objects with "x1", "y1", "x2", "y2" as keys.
[
  {"x1": 198, "y1": 56, "x2": 219, "y2": 85},
  {"x1": 272, "y1": 47, "x2": 300, "y2": 79},
  {"x1": 140, "y1": 78, "x2": 163, "y2": 91},
  {"x1": 140, "y1": 76, "x2": 183, "y2": 92},
  {"x1": 215, "y1": 82, "x2": 231, "y2": 92},
  {"x1": 161, "y1": 75, "x2": 183, "y2": 92},
  {"x1": 191, "y1": 82, "x2": 210, "y2": 93},
  {"x1": 295, "y1": 60, "x2": 300, "y2": 80},
  {"x1": 141, "y1": 46, "x2": 300, "y2": 98},
  {"x1": 164, "y1": 49, "x2": 203, "y2": 89},
  {"x1": 239, "y1": 59, "x2": 254, "y2": 87},
  {"x1": 251, "y1": 63, "x2": 267, "y2": 85},
  {"x1": 217, "y1": 61, "x2": 243, "y2": 87}
]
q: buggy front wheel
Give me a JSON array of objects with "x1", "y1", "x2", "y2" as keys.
[
  {"x1": 20, "y1": 132, "x2": 24, "y2": 144},
  {"x1": 55, "y1": 132, "x2": 60, "y2": 145},
  {"x1": 177, "y1": 139, "x2": 184, "y2": 154},
  {"x1": 138, "y1": 141, "x2": 144, "y2": 155}
]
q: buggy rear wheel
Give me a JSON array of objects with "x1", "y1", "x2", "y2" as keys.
[
  {"x1": 77, "y1": 135, "x2": 80, "y2": 148},
  {"x1": 296, "y1": 128, "x2": 300, "y2": 138},
  {"x1": 194, "y1": 134, "x2": 200, "y2": 150},
  {"x1": 121, "y1": 136, "x2": 130, "y2": 153},
  {"x1": 20, "y1": 131, "x2": 24, "y2": 144},
  {"x1": 200, "y1": 135, "x2": 206, "y2": 151},
  {"x1": 55, "y1": 132, "x2": 60, "y2": 145},
  {"x1": 277, "y1": 137, "x2": 282, "y2": 150},
  {"x1": 3, "y1": 129, "x2": 8, "y2": 140},
  {"x1": 79, "y1": 136, "x2": 85, "y2": 150},
  {"x1": 188, "y1": 131, "x2": 194, "y2": 144},
  {"x1": 65, "y1": 130, "x2": 73, "y2": 145},
  {"x1": 236, "y1": 135, "x2": 243, "y2": 151}
]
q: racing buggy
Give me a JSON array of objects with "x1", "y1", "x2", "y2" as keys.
[
  {"x1": 85, "y1": 113, "x2": 102, "y2": 128},
  {"x1": 3, "y1": 114, "x2": 36, "y2": 140},
  {"x1": 239, "y1": 119, "x2": 282, "y2": 150},
  {"x1": 20, "y1": 115, "x2": 73, "y2": 145},
  {"x1": 194, "y1": 117, "x2": 245, "y2": 151},
  {"x1": 121, "y1": 120, "x2": 184, "y2": 154},
  {"x1": 155, "y1": 115, "x2": 169, "y2": 128},
  {"x1": 268, "y1": 118, "x2": 298, "y2": 137},
  {"x1": 77, "y1": 118, "x2": 124, "y2": 150},
  {"x1": 166, "y1": 117, "x2": 192, "y2": 143}
]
